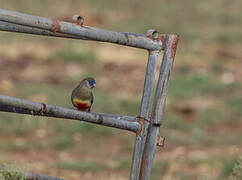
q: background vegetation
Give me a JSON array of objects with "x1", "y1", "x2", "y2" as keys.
[{"x1": 0, "y1": 0, "x2": 241, "y2": 179}]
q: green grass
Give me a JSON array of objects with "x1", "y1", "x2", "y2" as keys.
[
  {"x1": 220, "y1": 157, "x2": 238, "y2": 179},
  {"x1": 51, "y1": 135, "x2": 76, "y2": 150},
  {"x1": 56, "y1": 160, "x2": 135, "y2": 172},
  {"x1": 210, "y1": 61, "x2": 226, "y2": 74},
  {"x1": 188, "y1": 128, "x2": 215, "y2": 146},
  {"x1": 115, "y1": 160, "x2": 131, "y2": 170},
  {"x1": 163, "y1": 113, "x2": 192, "y2": 132},
  {"x1": 0, "y1": 142, "x2": 29, "y2": 152},
  {"x1": 16, "y1": 83, "x2": 69, "y2": 106},
  {"x1": 228, "y1": 157, "x2": 242, "y2": 180},
  {"x1": 151, "y1": 161, "x2": 170, "y2": 180},
  {"x1": 169, "y1": 73, "x2": 233, "y2": 100},
  {"x1": 0, "y1": 163, "x2": 28, "y2": 180},
  {"x1": 70, "y1": 123, "x2": 113, "y2": 135},
  {"x1": 198, "y1": 108, "x2": 225, "y2": 127},
  {"x1": 226, "y1": 95, "x2": 242, "y2": 118},
  {"x1": 0, "y1": 113, "x2": 40, "y2": 135},
  {"x1": 90, "y1": 90, "x2": 139, "y2": 116},
  {"x1": 54, "y1": 45, "x2": 96, "y2": 64},
  {"x1": 186, "y1": 156, "x2": 242, "y2": 180},
  {"x1": 56, "y1": 161, "x2": 104, "y2": 172}
]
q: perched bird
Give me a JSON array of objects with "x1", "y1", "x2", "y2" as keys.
[{"x1": 71, "y1": 77, "x2": 96, "y2": 112}]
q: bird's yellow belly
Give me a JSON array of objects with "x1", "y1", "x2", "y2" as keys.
[{"x1": 73, "y1": 97, "x2": 91, "y2": 109}]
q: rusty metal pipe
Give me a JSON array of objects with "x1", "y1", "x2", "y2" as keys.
[
  {"x1": 0, "y1": 20, "x2": 84, "y2": 39},
  {"x1": 139, "y1": 35, "x2": 179, "y2": 180},
  {"x1": 0, "y1": 95, "x2": 140, "y2": 133},
  {"x1": 0, "y1": 9, "x2": 164, "y2": 51},
  {"x1": 130, "y1": 50, "x2": 159, "y2": 180}
]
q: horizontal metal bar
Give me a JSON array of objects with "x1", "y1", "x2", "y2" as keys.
[
  {"x1": 0, "y1": 20, "x2": 85, "y2": 39},
  {"x1": 0, "y1": 8, "x2": 165, "y2": 51},
  {"x1": 0, "y1": 165, "x2": 66, "y2": 180},
  {"x1": 0, "y1": 104, "x2": 136, "y2": 122},
  {"x1": 0, "y1": 95, "x2": 140, "y2": 133}
]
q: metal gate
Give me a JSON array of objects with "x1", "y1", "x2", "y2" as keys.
[{"x1": 0, "y1": 8, "x2": 179, "y2": 180}]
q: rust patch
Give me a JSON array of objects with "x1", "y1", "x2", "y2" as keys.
[
  {"x1": 157, "y1": 136, "x2": 165, "y2": 148},
  {"x1": 139, "y1": 154, "x2": 147, "y2": 180},
  {"x1": 51, "y1": 19, "x2": 60, "y2": 32},
  {"x1": 161, "y1": 35, "x2": 168, "y2": 50},
  {"x1": 169, "y1": 35, "x2": 179, "y2": 59},
  {"x1": 136, "y1": 116, "x2": 144, "y2": 136},
  {"x1": 146, "y1": 32, "x2": 168, "y2": 51}
]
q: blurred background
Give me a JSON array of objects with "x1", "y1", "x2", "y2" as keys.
[{"x1": 0, "y1": 0, "x2": 241, "y2": 179}]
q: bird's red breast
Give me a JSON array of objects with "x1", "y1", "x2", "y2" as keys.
[
  {"x1": 73, "y1": 98, "x2": 92, "y2": 111},
  {"x1": 75, "y1": 102, "x2": 91, "y2": 109}
]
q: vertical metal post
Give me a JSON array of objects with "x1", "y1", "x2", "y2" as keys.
[
  {"x1": 139, "y1": 35, "x2": 179, "y2": 180},
  {"x1": 130, "y1": 50, "x2": 159, "y2": 180}
]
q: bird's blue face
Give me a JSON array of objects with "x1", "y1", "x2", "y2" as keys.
[{"x1": 88, "y1": 79, "x2": 96, "y2": 89}]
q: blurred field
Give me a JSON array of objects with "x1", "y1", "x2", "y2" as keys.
[{"x1": 0, "y1": 0, "x2": 242, "y2": 179}]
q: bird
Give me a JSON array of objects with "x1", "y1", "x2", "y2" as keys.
[{"x1": 71, "y1": 77, "x2": 96, "y2": 112}]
